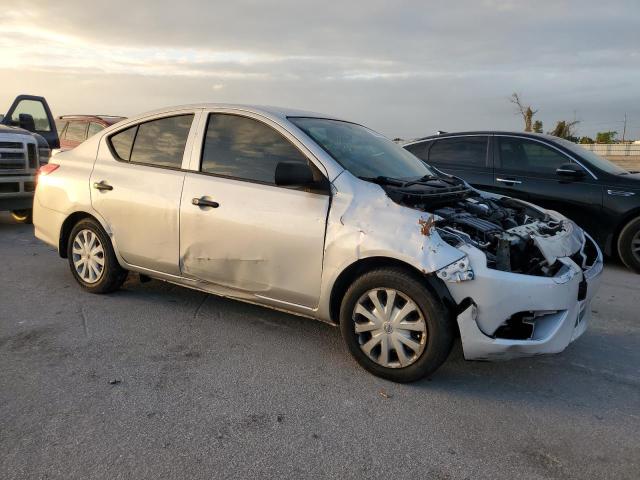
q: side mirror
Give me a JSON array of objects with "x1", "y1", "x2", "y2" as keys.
[
  {"x1": 275, "y1": 161, "x2": 315, "y2": 187},
  {"x1": 18, "y1": 113, "x2": 36, "y2": 132},
  {"x1": 556, "y1": 163, "x2": 585, "y2": 178}
]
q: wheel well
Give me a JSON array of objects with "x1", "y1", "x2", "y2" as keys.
[
  {"x1": 613, "y1": 209, "x2": 640, "y2": 257},
  {"x1": 328, "y1": 256, "x2": 457, "y2": 325},
  {"x1": 58, "y1": 212, "x2": 100, "y2": 258}
]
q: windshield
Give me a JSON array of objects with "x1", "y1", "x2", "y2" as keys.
[
  {"x1": 554, "y1": 137, "x2": 629, "y2": 175},
  {"x1": 289, "y1": 117, "x2": 434, "y2": 180}
]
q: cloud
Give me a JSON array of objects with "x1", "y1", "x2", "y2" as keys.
[{"x1": 1, "y1": 1, "x2": 639, "y2": 138}]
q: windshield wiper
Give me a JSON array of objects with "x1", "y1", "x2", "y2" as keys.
[{"x1": 358, "y1": 175, "x2": 405, "y2": 185}]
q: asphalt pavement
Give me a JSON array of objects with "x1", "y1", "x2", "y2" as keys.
[{"x1": 1, "y1": 212, "x2": 638, "y2": 479}]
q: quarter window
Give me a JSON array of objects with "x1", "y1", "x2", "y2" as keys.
[
  {"x1": 498, "y1": 137, "x2": 574, "y2": 174},
  {"x1": 64, "y1": 122, "x2": 88, "y2": 143},
  {"x1": 201, "y1": 114, "x2": 309, "y2": 184},
  {"x1": 429, "y1": 137, "x2": 488, "y2": 168},
  {"x1": 109, "y1": 126, "x2": 137, "y2": 161}
]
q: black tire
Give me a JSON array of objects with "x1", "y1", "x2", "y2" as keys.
[
  {"x1": 618, "y1": 217, "x2": 640, "y2": 273},
  {"x1": 67, "y1": 218, "x2": 128, "y2": 293},
  {"x1": 339, "y1": 267, "x2": 454, "y2": 383},
  {"x1": 11, "y1": 209, "x2": 32, "y2": 224}
]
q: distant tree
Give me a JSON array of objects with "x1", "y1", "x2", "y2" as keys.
[
  {"x1": 392, "y1": 137, "x2": 404, "y2": 143},
  {"x1": 510, "y1": 93, "x2": 538, "y2": 132},
  {"x1": 579, "y1": 136, "x2": 594, "y2": 144},
  {"x1": 596, "y1": 131, "x2": 617, "y2": 144},
  {"x1": 548, "y1": 120, "x2": 580, "y2": 141},
  {"x1": 532, "y1": 120, "x2": 543, "y2": 133}
]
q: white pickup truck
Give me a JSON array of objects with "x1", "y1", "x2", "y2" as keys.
[{"x1": 0, "y1": 95, "x2": 59, "y2": 223}]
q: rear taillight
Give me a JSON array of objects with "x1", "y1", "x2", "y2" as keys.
[{"x1": 37, "y1": 163, "x2": 60, "y2": 176}]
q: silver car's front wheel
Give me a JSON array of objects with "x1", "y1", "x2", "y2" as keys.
[
  {"x1": 353, "y1": 288, "x2": 427, "y2": 368},
  {"x1": 340, "y1": 267, "x2": 454, "y2": 382},
  {"x1": 72, "y1": 229, "x2": 105, "y2": 284}
]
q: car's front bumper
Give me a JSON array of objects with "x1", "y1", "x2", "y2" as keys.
[{"x1": 445, "y1": 233, "x2": 603, "y2": 361}]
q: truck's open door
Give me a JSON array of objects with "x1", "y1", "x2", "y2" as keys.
[{"x1": 1, "y1": 95, "x2": 59, "y2": 149}]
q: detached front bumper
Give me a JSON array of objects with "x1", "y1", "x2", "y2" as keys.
[{"x1": 445, "y1": 233, "x2": 603, "y2": 361}]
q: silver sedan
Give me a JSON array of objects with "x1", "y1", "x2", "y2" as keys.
[{"x1": 33, "y1": 104, "x2": 603, "y2": 382}]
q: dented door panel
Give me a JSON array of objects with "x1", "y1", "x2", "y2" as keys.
[{"x1": 179, "y1": 173, "x2": 330, "y2": 308}]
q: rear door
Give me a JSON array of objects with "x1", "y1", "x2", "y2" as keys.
[
  {"x1": 411, "y1": 136, "x2": 493, "y2": 189},
  {"x1": 179, "y1": 111, "x2": 330, "y2": 309},
  {"x1": 3, "y1": 95, "x2": 59, "y2": 149},
  {"x1": 492, "y1": 135, "x2": 603, "y2": 230},
  {"x1": 90, "y1": 111, "x2": 200, "y2": 274}
]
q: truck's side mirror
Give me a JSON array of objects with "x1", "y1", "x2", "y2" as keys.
[
  {"x1": 556, "y1": 163, "x2": 585, "y2": 179},
  {"x1": 18, "y1": 113, "x2": 36, "y2": 132}
]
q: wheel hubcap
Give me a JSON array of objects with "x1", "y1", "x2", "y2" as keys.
[
  {"x1": 72, "y1": 229, "x2": 105, "y2": 284},
  {"x1": 632, "y1": 231, "x2": 640, "y2": 263},
  {"x1": 352, "y1": 288, "x2": 427, "y2": 369}
]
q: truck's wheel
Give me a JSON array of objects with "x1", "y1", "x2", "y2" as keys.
[
  {"x1": 67, "y1": 218, "x2": 128, "y2": 293},
  {"x1": 339, "y1": 267, "x2": 454, "y2": 383},
  {"x1": 11, "y1": 209, "x2": 32, "y2": 224},
  {"x1": 618, "y1": 217, "x2": 640, "y2": 273}
]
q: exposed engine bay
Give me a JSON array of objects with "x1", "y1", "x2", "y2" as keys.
[{"x1": 376, "y1": 174, "x2": 575, "y2": 276}]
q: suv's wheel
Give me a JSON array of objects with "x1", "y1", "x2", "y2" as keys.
[
  {"x1": 618, "y1": 217, "x2": 640, "y2": 273},
  {"x1": 339, "y1": 267, "x2": 454, "y2": 382},
  {"x1": 67, "y1": 218, "x2": 128, "y2": 293},
  {"x1": 11, "y1": 209, "x2": 32, "y2": 224}
]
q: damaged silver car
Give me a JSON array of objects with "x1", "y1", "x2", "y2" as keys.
[{"x1": 33, "y1": 105, "x2": 603, "y2": 382}]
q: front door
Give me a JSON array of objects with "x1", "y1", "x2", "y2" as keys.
[
  {"x1": 90, "y1": 112, "x2": 198, "y2": 274},
  {"x1": 179, "y1": 112, "x2": 330, "y2": 308},
  {"x1": 492, "y1": 136, "x2": 602, "y2": 232}
]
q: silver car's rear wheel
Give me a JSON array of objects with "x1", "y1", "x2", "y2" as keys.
[
  {"x1": 353, "y1": 288, "x2": 427, "y2": 368},
  {"x1": 71, "y1": 229, "x2": 105, "y2": 284}
]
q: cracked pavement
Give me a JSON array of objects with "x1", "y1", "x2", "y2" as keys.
[{"x1": 1, "y1": 213, "x2": 638, "y2": 479}]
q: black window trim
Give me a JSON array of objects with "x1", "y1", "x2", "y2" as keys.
[
  {"x1": 494, "y1": 134, "x2": 597, "y2": 180},
  {"x1": 106, "y1": 113, "x2": 195, "y2": 172},
  {"x1": 195, "y1": 112, "x2": 331, "y2": 195}
]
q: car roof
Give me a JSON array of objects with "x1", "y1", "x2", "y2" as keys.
[
  {"x1": 57, "y1": 115, "x2": 126, "y2": 125},
  {"x1": 404, "y1": 131, "x2": 561, "y2": 145},
  {"x1": 122, "y1": 103, "x2": 347, "y2": 124}
]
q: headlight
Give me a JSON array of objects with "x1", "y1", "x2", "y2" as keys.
[
  {"x1": 38, "y1": 146, "x2": 51, "y2": 164},
  {"x1": 436, "y1": 256, "x2": 474, "y2": 282}
]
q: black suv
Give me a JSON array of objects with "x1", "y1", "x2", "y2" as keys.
[{"x1": 404, "y1": 132, "x2": 640, "y2": 272}]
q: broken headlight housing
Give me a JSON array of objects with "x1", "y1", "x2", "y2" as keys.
[{"x1": 436, "y1": 256, "x2": 474, "y2": 283}]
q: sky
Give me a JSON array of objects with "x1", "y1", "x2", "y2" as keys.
[{"x1": 1, "y1": 0, "x2": 639, "y2": 140}]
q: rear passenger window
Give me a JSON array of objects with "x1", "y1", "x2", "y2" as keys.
[
  {"x1": 64, "y1": 122, "x2": 88, "y2": 143},
  {"x1": 429, "y1": 137, "x2": 488, "y2": 168},
  {"x1": 129, "y1": 115, "x2": 193, "y2": 168},
  {"x1": 88, "y1": 122, "x2": 104, "y2": 138},
  {"x1": 55, "y1": 120, "x2": 68, "y2": 135},
  {"x1": 109, "y1": 126, "x2": 137, "y2": 161},
  {"x1": 200, "y1": 113, "x2": 309, "y2": 184}
]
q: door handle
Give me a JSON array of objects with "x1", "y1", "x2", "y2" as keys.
[
  {"x1": 93, "y1": 180, "x2": 113, "y2": 191},
  {"x1": 192, "y1": 197, "x2": 219, "y2": 208},
  {"x1": 496, "y1": 177, "x2": 522, "y2": 185}
]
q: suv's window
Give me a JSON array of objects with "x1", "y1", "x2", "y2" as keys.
[
  {"x1": 88, "y1": 122, "x2": 105, "y2": 138},
  {"x1": 10, "y1": 99, "x2": 51, "y2": 132},
  {"x1": 201, "y1": 113, "x2": 309, "y2": 184},
  {"x1": 55, "y1": 120, "x2": 68, "y2": 135},
  {"x1": 498, "y1": 137, "x2": 574, "y2": 174},
  {"x1": 129, "y1": 115, "x2": 194, "y2": 168},
  {"x1": 110, "y1": 126, "x2": 137, "y2": 161},
  {"x1": 429, "y1": 136, "x2": 487, "y2": 168},
  {"x1": 64, "y1": 121, "x2": 88, "y2": 143}
]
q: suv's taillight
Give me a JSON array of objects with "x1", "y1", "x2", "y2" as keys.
[{"x1": 37, "y1": 163, "x2": 59, "y2": 176}]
